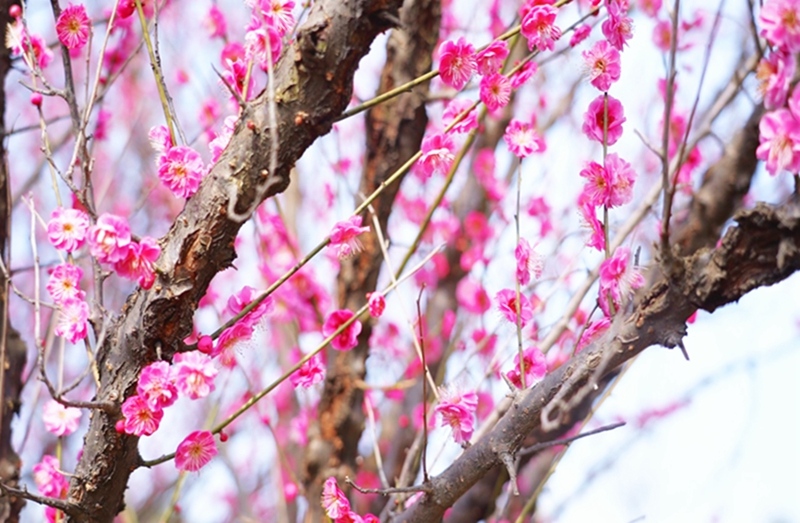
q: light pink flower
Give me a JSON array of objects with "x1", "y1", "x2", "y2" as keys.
[
  {"x1": 56, "y1": 4, "x2": 91, "y2": 50},
  {"x1": 479, "y1": 73, "x2": 511, "y2": 112},
  {"x1": 214, "y1": 321, "x2": 254, "y2": 367},
  {"x1": 443, "y1": 98, "x2": 478, "y2": 134},
  {"x1": 367, "y1": 292, "x2": 385, "y2": 318},
  {"x1": 503, "y1": 119, "x2": 546, "y2": 158},
  {"x1": 756, "y1": 108, "x2": 800, "y2": 175},
  {"x1": 172, "y1": 351, "x2": 218, "y2": 399},
  {"x1": 476, "y1": 40, "x2": 510, "y2": 75},
  {"x1": 120, "y1": 395, "x2": 163, "y2": 436},
  {"x1": 506, "y1": 346, "x2": 547, "y2": 388},
  {"x1": 757, "y1": 51, "x2": 795, "y2": 110},
  {"x1": 328, "y1": 216, "x2": 370, "y2": 258},
  {"x1": 323, "y1": 309, "x2": 362, "y2": 351},
  {"x1": 602, "y1": 1, "x2": 634, "y2": 50},
  {"x1": 599, "y1": 246, "x2": 644, "y2": 316},
  {"x1": 434, "y1": 385, "x2": 478, "y2": 444},
  {"x1": 515, "y1": 239, "x2": 543, "y2": 286},
  {"x1": 33, "y1": 456, "x2": 68, "y2": 499},
  {"x1": 137, "y1": 361, "x2": 178, "y2": 410},
  {"x1": 456, "y1": 278, "x2": 491, "y2": 314},
  {"x1": 496, "y1": 289, "x2": 533, "y2": 327},
  {"x1": 637, "y1": 0, "x2": 662, "y2": 17},
  {"x1": 47, "y1": 207, "x2": 89, "y2": 252},
  {"x1": 570, "y1": 24, "x2": 592, "y2": 46},
  {"x1": 158, "y1": 145, "x2": 205, "y2": 199},
  {"x1": 175, "y1": 430, "x2": 217, "y2": 471},
  {"x1": 582, "y1": 94, "x2": 626, "y2": 145},
  {"x1": 290, "y1": 354, "x2": 325, "y2": 388},
  {"x1": 583, "y1": 40, "x2": 621, "y2": 91},
  {"x1": 209, "y1": 115, "x2": 237, "y2": 162},
  {"x1": 42, "y1": 399, "x2": 81, "y2": 436},
  {"x1": 438, "y1": 37, "x2": 477, "y2": 90},
  {"x1": 418, "y1": 133, "x2": 455, "y2": 179},
  {"x1": 579, "y1": 197, "x2": 606, "y2": 252},
  {"x1": 521, "y1": 5, "x2": 562, "y2": 52},
  {"x1": 760, "y1": 0, "x2": 800, "y2": 51},
  {"x1": 259, "y1": 0, "x2": 296, "y2": 36},
  {"x1": 89, "y1": 213, "x2": 131, "y2": 264},
  {"x1": 148, "y1": 124, "x2": 173, "y2": 152},
  {"x1": 55, "y1": 297, "x2": 89, "y2": 344},
  {"x1": 322, "y1": 477, "x2": 351, "y2": 520},
  {"x1": 203, "y1": 5, "x2": 227, "y2": 39},
  {"x1": 245, "y1": 25, "x2": 282, "y2": 69},
  {"x1": 113, "y1": 236, "x2": 161, "y2": 289},
  {"x1": 47, "y1": 263, "x2": 84, "y2": 304}
]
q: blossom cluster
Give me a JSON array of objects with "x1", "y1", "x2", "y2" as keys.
[
  {"x1": 434, "y1": 385, "x2": 479, "y2": 444},
  {"x1": 322, "y1": 477, "x2": 379, "y2": 522}
]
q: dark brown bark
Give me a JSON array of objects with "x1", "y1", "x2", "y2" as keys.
[
  {"x1": 65, "y1": 1, "x2": 402, "y2": 520},
  {"x1": 302, "y1": 0, "x2": 440, "y2": 517}
]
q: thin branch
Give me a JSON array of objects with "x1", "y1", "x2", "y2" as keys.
[{"x1": 518, "y1": 421, "x2": 626, "y2": 457}]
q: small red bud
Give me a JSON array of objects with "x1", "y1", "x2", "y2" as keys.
[
  {"x1": 9, "y1": 4, "x2": 21, "y2": 18},
  {"x1": 30, "y1": 92, "x2": 43, "y2": 107},
  {"x1": 246, "y1": 120, "x2": 256, "y2": 131},
  {"x1": 219, "y1": 431, "x2": 228, "y2": 442}
]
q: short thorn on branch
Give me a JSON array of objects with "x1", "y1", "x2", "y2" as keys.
[
  {"x1": 518, "y1": 421, "x2": 627, "y2": 458},
  {"x1": 345, "y1": 476, "x2": 432, "y2": 496},
  {"x1": 678, "y1": 340, "x2": 690, "y2": 361}
]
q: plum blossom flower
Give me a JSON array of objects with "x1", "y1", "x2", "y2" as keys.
[
  {"x1": 120, "y1": 395, "x2": 163, "y2": 436},
  {"x1": 210, "y1": 115, "x2": 237, "y2": 162},
  {"x1": 55, "y1": 297, "x2": 89, "y2": 344},
  {"x1": 367, "y1": 292, "x2": 385, "y2": 318},
  {"x1": 322, "y1": 477, "x2": 351, "y2": 520},
  {"x1": 479, "y1": 73, "x2": 511, "y2": 112},
  {"x1": 258, "y1": 0, "x2": 295, "y2": 35},
  {"x1": 137, "y1": 361, "x2": 178, "y2": 410},
  {"x1": 290, "y1": 354, "x2": 325, "y2": 388},
  {"x1": 56, "y1": 4, "x2": 91, "y2": 50},
  {"x1": 516, "y1": 239, "x2": 543, "y2": 285},
  {"x1": 599, "y1": 246, "x2": 644, "y2": 315},
  {"x1": 579, "y1": 197, "x2": 606, "y2": 252},
  {"x1": 418, "y1": 133, "x2": 455, "y2": 179},
  {"x1": 760, "y1": 0, "x2": 800, "y2": 51},
  {"x1": 577, "y1": 317, "x2": 611, "y2": 352},
  {"x1": 172, "y1": 351, "x2": 218, "y2": 399},
  {"x1": 42, "y1": 399, "x2": 82, "y2": 436},
  {"x1": 227, "y1": 285, "x2": 273, "y2": 324},
  {"x1": 582, "y1": 94, "x2": 626, "y2": 145},
  {"x1": 113, "y1": 236, "x2": 161, "y2": 289},
  {"x1": 33, "y1": 456, "x2": 68, "y2": 499},
  {"x1": 521, "y1": 4, "x2": 562, "y2": 51},
  {"x1": 158, "y1": 145, "x2": 205, "y2": 199},
  {"x1": 148, "y1": 124, "x2": 173, "y2": 152},
  {"x1": 579, "y1": 153, "x2": 637, "y2": 208},
  {"x1": 443, "y1": 98, "x2": 478, "y2": 134},
  {"x1": 570, "y1": 23, "x2": 592, "y2": 46},
  {"x1": 9, "y1": 26, "x2": 54, "y2": 69},
  {"x1": 175, "y1": 430, "x2": 218, "y2": 471},
  {"x1": 603, "y1": 0, "x2": 634, "y2": 50},
  {"x1": 496, "y1": 289, "x2": 533, "y2": 327},
  {"x1": 583, "y1": 40, "x2": 621, "y2": 91},
  {"x1": 323, "y1": 309, "x2": 362, "y2": 351},
  {"x1": 438, "y1": 37, "x2": 476, "y2": 90},
  {"x1": 757, "y1": 51, "x2": 796, "y2": 110},
  {"x1": 756, "y1": 108, "x2": 800, "y2": 175},
  {"x1": 434, "y1": 385, "x2": 478, "y2": 444},
  {"x1": 47, "y1": 263, "x2": 84, "y2": 304},
  {"x1": 89, "y1": 213, "x2": 131, "y2": 264},
  {"x1": 47, "y1": 207, "x2": 89, "y2": 252},
  {"x1": 510, "y1": 60, "x2": 538, "y2": 88},
  {"x1": 504, "y1": 119, "x2": 546, "y2": 158},
  {"x1": 245, "y1": 25, "x2": 282, "y2": 69},
  {"x1": 506, "y1": 346, "x2": 547, "y2": 388},
  {"x1": 328, "y1": 216, "x2": 370, "y2": 258},
  {"x1": 456, "y1": 278, "x2": 491, "y2": 314},
  {"x1": 203, "y1": 5, "x2": 227, "y2": 39},
  {"x1": 476, "y1": 40, "x2": 510, "y2": 75}
]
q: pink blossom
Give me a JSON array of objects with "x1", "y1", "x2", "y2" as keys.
[
  {"x1": 521, "y1": 5, "x2": 562, "y2": 52},
  {"x1": 516, "y1": 239, "x2": 543, "y2": 285},
  {"x1": 435, "y1": 385, "x2": 478, "y2": 444},
  {"x1": 258, "y1": 0, "x2": 296, "y2": 35},
  {"x1": 114, "y1": 236, "x2": 161, "y2": 289},
  {"x1": 137, "y1": 361, "x2": 178, "y2": 410},
  {"x1": 652, "y1": 19, "x2": 673, "y2": 51},
  {"x1": 215, "y1": 321, "x2": 254, "y2": 367},
  {"x1": 47, "y1": 263, "x2": 84, "y2": 304},
  {"x1": 599, "y1": 246, "x2": 645, "y2": 315},
  {"x1": 474, "y1": 148, "x2": 506, "y2": 201},
  {"x1": 328, "y1": 215, "x2": 370, "y2": 258},
  {"x1": 496, "y1": 289, "x2": 533, "y2": 327},
  {"x1": 10, "y1": 27, "x2": 53, "y2": 69},
  {"x1": 479, "y1": 73, "x2": 511, "y2": 112},
  {"x1": 322, "y1": 477, "x2": 351, "y2": 520},
  {"x1": 290, "y1": 354, "x2": 325, "y2": 388},
  {"x1": 158, "y1": 145, "x2": 205, "y2": 199},
  {"x1": 637, "y1": 0, "x2": 662, "y2": 17},
  {"x1": 570, "y1": 24, "x2": 592, "y2": 46},
  {"x1": 175, "y1": 430, "x2": 218, "y2": 471},
  {"x1": 89, "y1": 213, "x2": 131, "y2": 264},
  {"x1": 510, "y1": 60, "x2": 538, "y2": 88},
  {"x1": 456, "y1": 278, "x2": 491, "y2": 314},
  {"x1": 760, "y1": 0, "x2": 800, "y2": 52},
  {"x1": 476, "y1": 40, "x2": 510, "y2": 75},
  {"x1": 47, "y1": 207, "x2": 89, "y2": 252},
  {"x1": 583, "y1": 40, "x2": 621, "y2": 91},
  {"x1": 245, "y1": 25, "x2": 283, "y2": 69},
  {"x1": 42, "y1": 399, "x2": 81, "y2": 436},
  {"x1": 227, "y1": 285, "x2": 273, "y2": 324},
  {"x1": 503, "y1": 119, "x2": 546, "y2": 158},
  {"x1": 55, "y1": 297, "x2": 89, "y2": 344},
  {"x1": 203, "y1": 5, "x2": 227, "y2": 39},
  {"x1": 579, "y1": 153, "x2": 637, "y2": 208},
  {"x1": 582, "y1": 94, "x2": 626, "y2": 145},
  {"x1": 443, "y1": 98, "x2": 478, "y2": 134},
  {"x1": 172, "y1": 351, "x2": 218, "y2": 399},
  {"x1": 221, "y1": 58, "x2": 254, "y2": 101},
  {"x1": 506, "y1": 346, "x2": 547, "y2": 388},
  {"x1": 56, "y1": 4, "x2": 91, "y2": 50},
  {"x1": 579, "y1": 197, "x2": 606, "y2": 251},
  {"x1": 322, "y1": 309, "x2": 362, "y2": 351},
  {"x1": 148, "y1": 124, "x2": 173, "y2": 152},
  {"x1": 367, "y1": 292, "x2": 385, "y2": 318},
  {"x1": 756, "y1": 108, "x2": 800, "y2": 175},
  {"x1": 418, "y1": 133, "x2": 455, "y2": 179},
  {"x1": 120, "y1": 395, "x2": 163, "y2": 436},
  {"x1": 33, "y1": 456, "x2": 68, "y2": 499},
  {"x1": 577, "y1": 317, "x2": 611, "y2": 352},
  {"x1": 757, "y1": 51, "x2": 795, "y2": 110},
  {"x1": 438, "y1": 37, "x2": 477, "y2": 90},
  {"x1": 602, "y1": 1, "x2": 634, "y2": 50},
  {"x1": 210, "y1": 115, "x2": 237, "y2": 162}
]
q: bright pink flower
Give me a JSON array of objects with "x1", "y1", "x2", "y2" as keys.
[
  {"x1": 504, "y1": 119, "x2": 546, "y2": 158},
  {"x1": 418, "y1": 133, "x2": 455, "y2": 179},
  {"x1": 328, "y1": 215, "x2": 370, "y2": 258},
  {"x1": 599, "y1": 246, "x2": 644, "y2": 316},
  {"x1": 221, "y1": 58, "x2": 255, "y2": 101},
  {"x1": 583, "y1": 40, "x2": 621, "y2": 91},
  {"x1": 438, "y1": 37, "x2": 477, "y2": 90},
  {"x1": 175, "y1": 430, "x2": 217, "y2": 471},
  {"x1": 516, "y1": 239, "x2": 543, "y2": 285},
  {"x1": 582, "y1": 94, "x2": 626, "y2": 145},
  {"x1": 259, "y1": 0, "x2": 295, "y2": 35},
  {"x1": 756, "y1": 108, "x2": 800, "y2": 175},
  {"x1": 227, "y1": 285, "x2": 273, "y2": 324},
  {"x1": 290, "y1": 354, "x2": 325, "y2": 388},
  {"x1": 476, "y1": 40, "x2": 510, "y2": 75},
  {"x1": 496, "y1": 289, "x2": 533, "y2": 327},
  {"x1": 245, "y1": 25, "x2": 282, "y2": 69},
  {"x1": 577, "y1": 317, "x2": 611, "y2": 352},
  {"x1": 506, "y1": 346, "x2": 547, "y2": 388},
  {"x1": 120, "y1": 395, "x2": 163, "y2": 436},
  {"x1": 89, "y1": 213, "x2": 131, "y2": 264},
  {"x1": 570, "y1": 24, "x2": 592, "y2": 46},
  {"x1": 56, "y1": 4, "x2": 91, "y2": 50},
  {"x1": 47, "y1": 207, "x2": 89, "y2": 252},
  {"x1": 42, "y1": 399, "x2": 81, "y2": 436},
  {"x1": 456, "y1": 278, "x2": 491, "y2": 314},
  {"x1": 510, "y1": 60, "x2": 538, "y2": 88},
  {"x1": 760, "y1": 0, "x2": 800, "y2": 51},
  {"x1": 114, "y1": 236, "x2": 161, "y2": 289},
  {"x1": 47, "y1": 263, "x2": 84, "y2": 304},
  {"x1": 367, "y1": 292, "x2": 385, "y2": 318},
  {"x1": 521, "y1": 5, "x2": 562, "y2": 52},
  {"x1": 209, "y1": 115, "x2": 237, "y2": 163},
  {"x1": 10, "y1": 27, "x2": 53, "y2": 69},
  {"x1": 322, "y1": 477, "x2": 351, "y2": 520},
  {"x1": 215, "y1": 321, "x2": 254, "y2": 367},
  {"x1": 137, "y1": 361, "x2": 178, "y2": 410},
  {"x1": 443, "y1": 98, "x2": 478, "y2": 134},
  {"x1": 172, "y1": 351, "x2": 218, "y2": 399},
  {"x1": 435, "y1": 385, "x2": 478, "y2": 444},
  {"x1": 757, "y1": 51, "x2": 795, "y2": 110},
  {"x1": 55, "y1": 297, "x2": 89, "y2": 344},
  {"x1": 322, "y1": 309, "x2": 362, "y2": 351},
  {"x1": 148, "y1": 124, "x2": 173, "y2": 152},
  {"x1": 158, "y1": 145, "x2": 205, "y2": 199},
  {"x1": 602, "y1": 1, "x2": 634, "y2": 50},
  {"x1": 203, "y1": 5, "x2": 227, "y2": 39},
  {"x1": 33, "y1": 456, "x2": 68, "y2": 499},
  {"x1": 479, "y1": 73, "x2": 511, "y2": 112},
  {"x1": 579, "y1": 197, "x2": 606, "y2": 251},
  {"x1": 579, "y1": 153, "x2": 637, "y2": 208}
]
